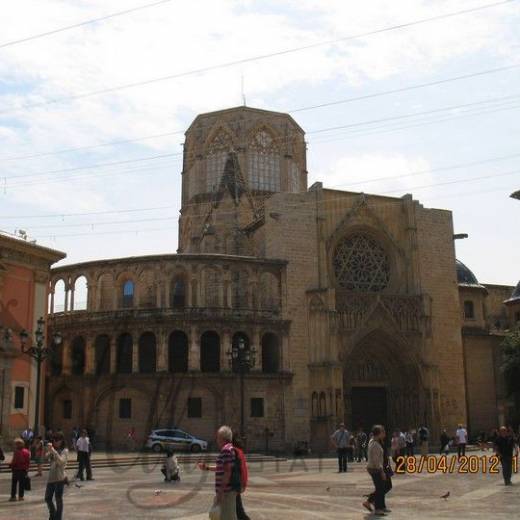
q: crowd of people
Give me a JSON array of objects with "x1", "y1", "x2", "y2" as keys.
[
  {"x1": 1, "y1": 421, "x2": 519, "y2": 519},
  {"x1": 330, "y1": 422, "x2": 519, "y2": 516}
]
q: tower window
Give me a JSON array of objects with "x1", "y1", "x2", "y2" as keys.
[
  {"x1": 119, "y1": 398, "x2": 132, "y2": 419},
  {"x1": 464, "y1": 300, "x2": 475, "y2": 319},
  {"x1": 188, "y1": 398, "x2": 202, "y2": 418},
  {"x1": 248, "y1": 130, "x2": 280, "y2": 191}
]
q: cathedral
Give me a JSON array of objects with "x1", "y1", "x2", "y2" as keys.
[{"x1": 46, "y1": 106, "x2": 520, "y2": 451}]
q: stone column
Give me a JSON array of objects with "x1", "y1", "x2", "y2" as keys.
[
  {"x1": 221, "y1": 329, "x2": 231, "y2": 372},
  {"x1": 252, "y1": 328, "x2": 262, "y2": 372},
  {"x1": 69, "y1": 288, "x2": 75, "y2": 312},
  {"x1": 85, "y1": 337, "x2": 95, "y2": 375},
  {"x1": 50, "y1": 291, "x2": 55, "y2": 315},
  {"x1": 87, "y1": 283, "x2": 96, "y2": 311},
  {"x1": 64, "y1": 289, "x2": 69, "y2": 314},
  {"x1": 62, "y1": 340, "x2": 71, "y2": 375},
  {"x1": 188, "y1": 325, "x2": 200, "y2": 371},
  {"x1": 187, "y1": 279, "x2": 193, "y2": 307},
  {"x1": 281, "y1": 334, "x2": 290, "y2": 371},
  {"x1": 112, "y1": 286, "x2": 118, "y2": 310},
  {"x1": 132, "y1": 335, "x2": 139, "y2": 373},
  {"x1": 157, "y1": 329, "x2": 168, "y2": 372},
  {"x1": 156, "y1": 283, "x2": 162, "y2": 308},
  {"x1": 164, "y1": 280, "x2": 171, "y2": 309},
  {"x1": 226, "y1": 280, "x2": 232, "y2": 309},
  {"x1": 109, "y1": 337, "x2": 117, "y2": 374}
]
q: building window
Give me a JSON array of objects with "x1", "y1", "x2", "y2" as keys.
[
  {"x1": 119, "y1": 398, "x2": 132, "y2": 419},
  {"x1": 333, "y1": 234, "x2": 390, "y2": 292},
  {"x1": 206, "y1": 129, "x2": 233, "y2": 192},
  {"x1": 122, "y1": 280, "x2": 134, "y2": 308},
  {"x1": 14, "y1": 386, "x2": 24, "y2": 409},
  {"x1": 63, "y1": 400, "x2": 72, "y2": 419},
  {"x1": 464, "y1": 300, "x2": 475, "y2": 319},
  {"x1": 514, "y1": 311, "x2": 520, "y2": 323},
  {"x1": 251, "y1": 398, "x2": 264, "y2": 418},
  {"x1": 200, "y1": 331, "x2": 220, "y2": 372},
  {"x1": 187, "y1": 398, "x2": 202, "y2": 418},
  {"x1": 247, "y1": 130, "x2": 281, "y2": 191}
]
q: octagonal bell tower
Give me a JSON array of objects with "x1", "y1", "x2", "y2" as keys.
[{"x1": 178, "y1": 106, "x2": 307, "y2": 255}]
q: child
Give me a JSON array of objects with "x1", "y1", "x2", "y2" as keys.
[
  {"x1": 9, "y1": 438, "x2": 30, "y2": 501},
  {"x1": 161, "y1": 450, "x2": 180, "y2": 482},
  {"x1": 32, "y1": 436, "x2": 44, "y2": 476}
]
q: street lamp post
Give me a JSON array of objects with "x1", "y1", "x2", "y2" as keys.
[
  {"x1": 19, "y1": 317, "x2": 62, "y2": 436},
  {"x1": 227, "y1": 336, "x2": 256, "y2": 441}
]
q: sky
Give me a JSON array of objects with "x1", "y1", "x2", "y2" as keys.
[{"x1": 0, "y1": 0, "x2": 519, "y2": 285}]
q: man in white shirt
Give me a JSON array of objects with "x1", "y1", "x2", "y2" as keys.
[
  {"x1": 331, "y1": 423, "x2": 351, "y2": 473},
  {"x1": 455, "y1": 424, "x2": 468, "y2": 458},
  {"x1": 75, "y1": 429, "x2": 93, "y2": 481}
]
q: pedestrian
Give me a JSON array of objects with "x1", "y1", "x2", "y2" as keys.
[
  {"x1": 76, "y1": 429, "x2": 93, "y2": 481},
  {"x1": 330, "y1": 423, "x2": 350, "y2": 473},
  {"x1": 161, "y1": 450, "x2": 180, "y2": 482},
  {"x1": 405, "y1": 430, "x2": 415, "y2": 456},
  {"x1": 494, "y1": 426, "x2": 517, "y2": 486},
  {"x1": 440, "y1": 429, "x2": 450, "y2": 455},
  {"x1": 348, "y1": 434, "x2": 356, "y2": 462},
  {"x1": 32, "y1": 436, "x2": 44, "y2": 476},
  {"x1": 363, "y1": 425, "x2": 388, "y2": 516},
  {"x1": 45, "y1": 432, "x2": 68, "y2": 520},
  {"x1": 391, "y1": 431, "x2": 400, "y2": 464},
  {"x1": 455, "y1": 424, "x2": 468, "y2": 458},
  {"x1": 365, "y1": 429, "x2": 393, "y2": 514},
  {"x1": 397, "y1": 429, "x2": 406, "y2": 457},
  {"x1": 9, "y1": 438, "x2": 30, "y2": 501},
  {"x1": 356, "y1": 428, "x2": 368, "y2": 462},
  {"x1": 71, "y1": 427, "x2": 79, "y2": 451},
  {"x1": 45, "y1": 428, "x2": 54, "y2": 443},
  {"x1": 232, "y1": 436, "x2": 250, "y2": 520},
  {"x1": 21, "y1": 427, "x2": 34, "y2": 448},
  {"x1": 418, "y1": 425, "x2": 429, "y2": 456},
  {"x1": 198, "y1": 425, "x2": 239, "y2": 520}
]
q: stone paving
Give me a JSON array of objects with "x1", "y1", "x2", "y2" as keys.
[{"x1": 0, "y1": 452, "x2": 519, "y2": 519}]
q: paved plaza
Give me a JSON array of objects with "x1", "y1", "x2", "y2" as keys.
[{"x1": 0, "y1": 452, "x2": 519, "y2": 519}]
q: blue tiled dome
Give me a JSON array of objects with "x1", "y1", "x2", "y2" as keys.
[{"x1": 456, "y1": 260, "x2": 479, "y2": 285}]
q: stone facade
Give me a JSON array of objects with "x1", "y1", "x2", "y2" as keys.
[{"x1": 46, "y1": 106, "x2": 515, "y2": 451}]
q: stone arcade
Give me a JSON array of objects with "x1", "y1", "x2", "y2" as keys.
[{"x1": 46, "y1": 106, "x2": 518, "y2": 451}]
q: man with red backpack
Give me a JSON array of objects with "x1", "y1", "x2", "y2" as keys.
[{"x1": 232, "y1": 436, "x2": 250, "y2": 520}]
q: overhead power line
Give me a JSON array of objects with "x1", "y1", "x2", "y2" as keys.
[
  {"x1": 10, "y1": 167, "x2": 520, "y2": 230},
  {"x1": 1, "y1": 0, "x2": 515, "y2": 114},
  {"x1": 4, "y1": 92, "x2": 519, "y2": 185},
  {"x1": 0, "y1": 0, "x2": 173, "y2": 50},
  {"x1": 3, "y1": 62, "x2": 518, "y2": 163}
]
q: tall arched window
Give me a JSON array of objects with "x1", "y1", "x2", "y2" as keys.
[
  {"x1": 258, "y1": 272, "x2": 280, "y2": 311},
  {"x1": 200, "y1": 331, "x2": 220, "y2": 372},
  {"x1": 53, "y1": 279, "x2": 67, "y2": 313},
  {"x1": 231, "y1": 332, "x2": 250, "y2": 373},
  {"x1": 203, "y1": 268, "x2": 220, "y2": 307},
  {"x1": 122, "y1": 280, "x2": 134, "y2": 308},
  {"x1": 73, "y1": 276, "x2": 88, "y2": 311},
  {"x1": 116, "y1": 333, "x2": 133, "y2": 374},
  {"x1": 168, "y1": 330, "x2": 188, "y2": 373},
  {"x1": 71, "y1": 336, "x2": 86, "y2": 375},
  {"x1": 288, "y1": 161, "x2": 301, "y2": 193},
  {"x1": 261, "y1": 333, "x2": 280, "y2": 373},
  {"x1": 171, "y1": 277, "x2": 186, "y2": 309},
  {"x1": 333, "y1": 234, "x2": 390, "y2": 292},
  {"x1": 206, "y1": 129, "x2": 233, "y2": 192},
  {"x1": 464, "y1": 300, "x2": 475, "y2": 319},
  {"x1": 247, "y1": 130, "x2": 280, "y2": 191},
  {"x1": 138, "y1": 332, "x2": 156, "y2": 373},
  {"x1": 95, "y1": 335, "x2": 111, "y2": 375},
  {"x1": 311, "y1": 392, "x2": 319, "y2": 418},
  {"x1": 319, "y1": 392, "x2": 327, "y2": 417}
]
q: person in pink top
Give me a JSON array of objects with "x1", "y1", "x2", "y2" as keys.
[{"x1": 9, "y1": 438, "x2": 30, "y2": 501}]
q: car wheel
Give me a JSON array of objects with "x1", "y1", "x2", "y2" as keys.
[
  {"x1": 152, "y1": 443, "x2": 163, "y2": 453},
  {"x1": 191, "y1": 444, "x2": 202, "y2": 453}
]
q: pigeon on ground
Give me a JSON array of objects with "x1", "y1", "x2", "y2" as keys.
[
  {"x1": 74, "y1": 484, "x2": 82, "y2": 488},
  {"x1": 440, "y1": 491, "x2": 450, "y2": 500},
  {"x1": 154, "y1": 489, "x2": 162, "y2": 496}
]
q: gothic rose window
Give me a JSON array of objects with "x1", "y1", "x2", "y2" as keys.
[
  {"x1": 333, "y1": 234, "x2": 390, "y2": 292},
  {"x1": 247, "y1": 130, "x2": 281, "y2": 191}
]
